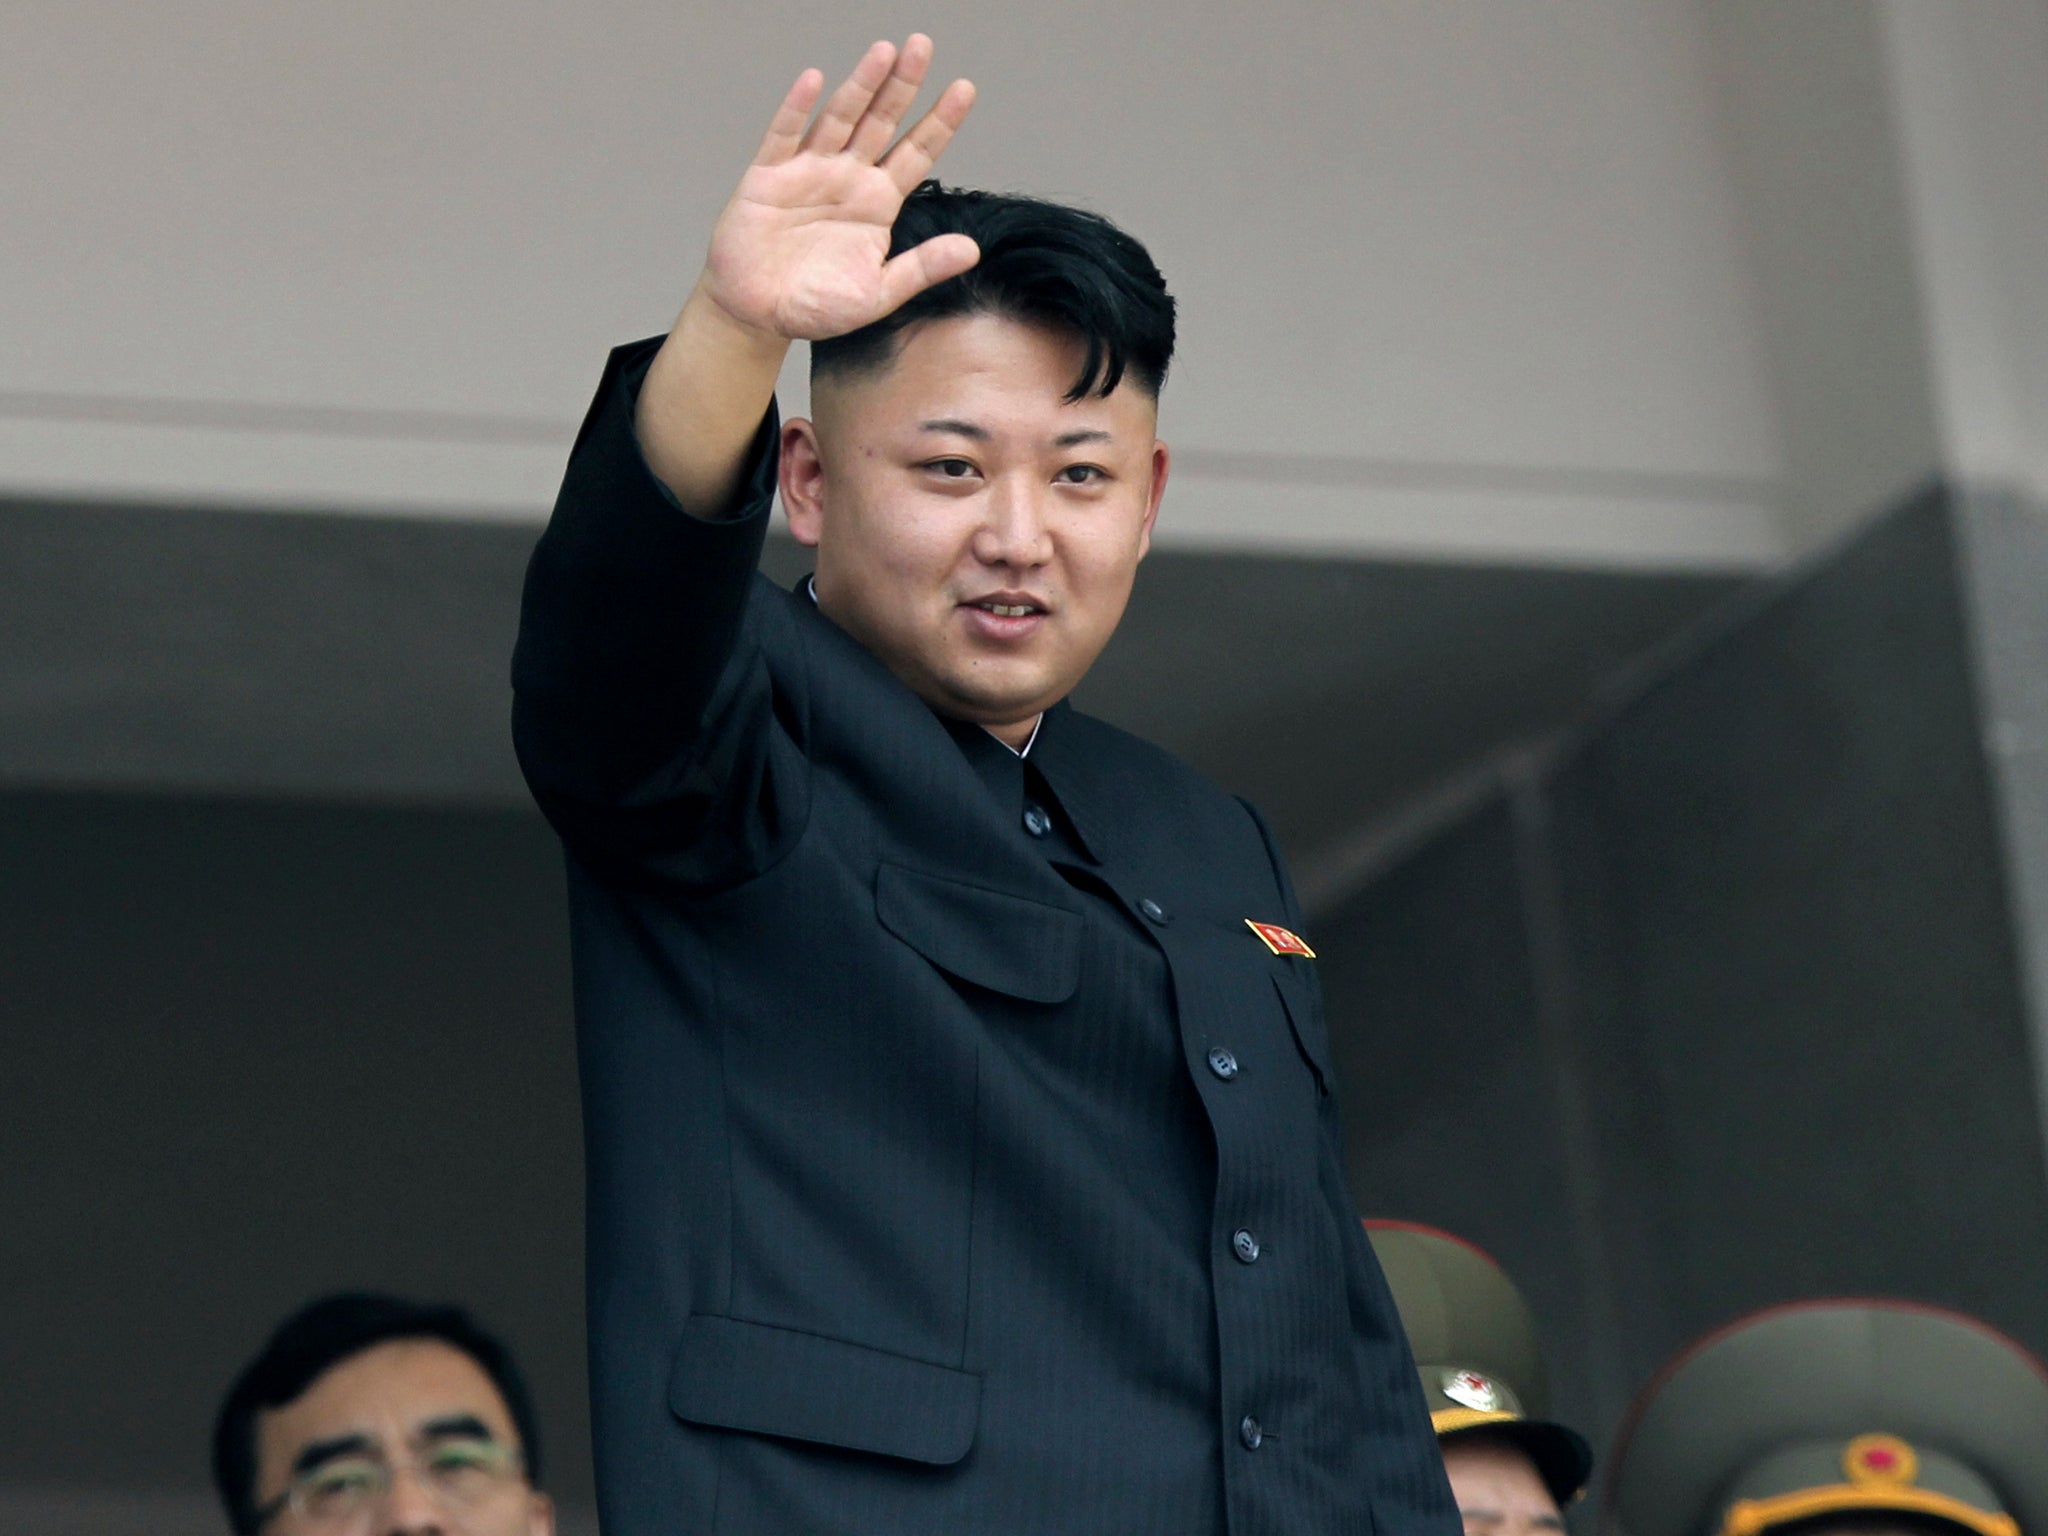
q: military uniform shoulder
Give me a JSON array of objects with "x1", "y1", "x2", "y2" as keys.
[{"x1": 1604, "y1": 1298, "x2": 2048, "y2": 1536}]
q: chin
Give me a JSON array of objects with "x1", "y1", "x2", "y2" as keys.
[{"x1": 936, "y1": 672, "x2": 1058, "y2": 726}]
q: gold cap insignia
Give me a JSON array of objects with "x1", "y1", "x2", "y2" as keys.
[{"x1": 1844, "y1": 1434, "x2": 1918, "y2": 1486}]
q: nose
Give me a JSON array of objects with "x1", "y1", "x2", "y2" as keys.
[
  {"x1": 378, "y1": 1464, "x2": 446, "y2": 1536},
  {"x1": 971, "y1": 475, "x2": 1052, "y2": 569}
]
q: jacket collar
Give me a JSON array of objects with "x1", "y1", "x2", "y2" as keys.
[
  {"x1": 1022, "y1": 700, "x2": 1112, "y2": 866},
  {"x1": 790, "y1": 574, "x2": 1114, "y2": 867}
]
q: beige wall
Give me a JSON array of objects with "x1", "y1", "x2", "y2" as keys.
[
  {"x1": 3, "y1": 2, "x2": 2043, "y2": 559},
  {"x1": 4, "y1": 0, "x2": 1785, "y2": 567}
]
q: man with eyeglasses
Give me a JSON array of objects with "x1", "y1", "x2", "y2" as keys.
[{"x1": 212, "y1": 1292, "x2": 555, "y2": 1536}]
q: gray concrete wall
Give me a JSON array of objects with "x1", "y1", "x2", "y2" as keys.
[
  {"x1": 1323, "y1": 486, "x2": 2048, "y2": 1487},
  {"x1": 1953, "y1": 492, "x2": 2048, "y2": 1218}
]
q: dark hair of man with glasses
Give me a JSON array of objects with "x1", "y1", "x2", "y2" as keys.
[{"x1": 212, "y1": 1292, "x2": 554, "y2": 1536}]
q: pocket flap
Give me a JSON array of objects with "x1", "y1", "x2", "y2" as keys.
[
  {"x1": 876, "y1": 862, "x2": 1081, "y2": 1003},
  {"x1": 669, "y1": 1315, "x2": 981, "y2": 1466},
  {"x1": 1271, "y1": 969, "x2": 1332, "y2": 1095}
]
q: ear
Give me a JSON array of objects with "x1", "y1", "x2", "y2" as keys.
[
  {"x1": 527, "y1": 1488, "x2": 556, "y2": 1536},
  {"x1": 780, "y1": 418, "x2": 827, "y2": 548},
  {"x1": 1136, "y1": 440, "x2": 1169, "y2": 561}
]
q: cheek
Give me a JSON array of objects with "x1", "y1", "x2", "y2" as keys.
[
  {"x1": 1063, "y1": 525, "x2": 1147, "y2": 604},
  {"x1": 883, "y1": 504, "x2": 986, "y2": 582},
  {"x1": 831, "y1": 506, "x2": 980, "y2": 617}
]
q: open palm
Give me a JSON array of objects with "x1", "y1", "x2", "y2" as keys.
[{"x1": 701, "y1": 36, "x2": 979, "y2": 343}]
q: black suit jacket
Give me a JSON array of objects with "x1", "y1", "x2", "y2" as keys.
[{"x1": 513, "y1": 339, "x2": 1456, "y2": 1536}]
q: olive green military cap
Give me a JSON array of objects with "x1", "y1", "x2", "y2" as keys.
[
  {"x1": 1365, "y1": 1219, "x2": 1594, "y2": 1504},
  {"x1": 1602, "y1": 1298, "x2": 2048, "y2": 1536}
]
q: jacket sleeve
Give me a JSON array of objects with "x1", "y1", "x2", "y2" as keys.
[
  {"x1": 511, "y1": 337, "x2": 807, "y2": 886},
  {"x1": 1236, "y1": 796, "x2": 1461, "y2": 1535}
]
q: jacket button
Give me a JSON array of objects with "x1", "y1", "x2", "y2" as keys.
[
  {"x1": 1232, "y1": 1228, "x2": 1261, "y2": 1264},
  {"x1": 1138, "y1": 898, "x2": 1169, "y2": 925},
  {"x1": 1022, "y1": 805, "x2": 1052, "y2": 837},
  {"x1": 1206, "y1": 1046, "x2": 1238, "y2": 1080},
  {"x1": 1239, "y1": 1415, "x2": 1263, "y2": 1450}
]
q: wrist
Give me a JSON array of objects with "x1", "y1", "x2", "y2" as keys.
[{"x1": 678, "y1": 278, "x2": 792, "y2": 363}]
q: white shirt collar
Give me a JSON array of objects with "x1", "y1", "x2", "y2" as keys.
[{"x1": 806, "y1": 575, "x2": 1040, "y2": 757}]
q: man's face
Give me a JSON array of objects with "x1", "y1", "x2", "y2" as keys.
[
  {"x1": 253, "y1": 1338, "x2": 553, "y2": 1536},
  {"x1": 783, "y1": 312, "x2": 1168, "y2": 745},
  {"x1": 1442, "y1": 1435, "x2": 1566, "y2": 1536}
]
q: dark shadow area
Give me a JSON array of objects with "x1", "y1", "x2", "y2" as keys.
[
  {"x1": 1321, "y1": 489, "x2": 2048, "y2": 1497},
  {"x1": 0, "y1": 793, "x2": 589, "y2": 1505},
  {"x1": 2, "y1": 497, "x2": 1745, "y2": 864}
]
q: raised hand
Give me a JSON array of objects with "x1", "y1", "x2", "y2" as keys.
[
  {"x1": 638, "y1": 37, "x2": 975, "y2": 514},
  {"x1": 700, "y1": 35, "x2": 979, "y2": 342}
]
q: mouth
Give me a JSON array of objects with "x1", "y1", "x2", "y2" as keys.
[
  {"x1": 959, "y1": 592, "x2": 1052, "y2": 640},
  {"x1": 963, "y1": 592, "x2": 1050, "y2": 619}
]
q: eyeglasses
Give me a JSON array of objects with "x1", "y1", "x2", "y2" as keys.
[{"x1": 256, "y1": 1439, "x2": 525, "y2": 1529}]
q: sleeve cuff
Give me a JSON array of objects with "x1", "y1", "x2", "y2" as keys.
[{"x1": 612, "y1": 336, "x2": 782, "y2": 526}]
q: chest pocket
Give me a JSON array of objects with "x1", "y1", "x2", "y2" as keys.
[{"x1": 876, "y1": 862, "x2": 1083, "y2": 1004}]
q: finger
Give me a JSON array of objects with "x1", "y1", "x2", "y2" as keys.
[
  {"x1": 752, "y1": 68, "x2": 824, "y2": 167},
  {"x1": 875, "y1": 233, "x2": 981, "y2": 314},
  {"x1": 845, "y1": 33, "x2": 934, "y2": 162},
  {"x1": 880, "y1": 78, "x2": 976, "y2": 193},
  {"x1": 801, "y1": 39, "x2": 897, "y2": 157}
]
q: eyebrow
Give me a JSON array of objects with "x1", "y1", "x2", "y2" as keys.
[
  {"x1": 916, "y1": 420, "x2": 1116, "y2": 449},
  {"x1": 918, "y1": 418, "x2": 989, "y2": 440},
  {"x1": 288, "y1": 1416, "x2": 498, "y2": 1477},
  {"x1": 292, "y1": 1433, "x2": 375, "y2": 1476},
  {"x1": 419, "y1": 1415, "x2": 498, "y2": 1443}
]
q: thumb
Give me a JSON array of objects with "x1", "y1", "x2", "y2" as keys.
[{"x1": 874, "y1": 234, "x2": 981, "y2": 316}]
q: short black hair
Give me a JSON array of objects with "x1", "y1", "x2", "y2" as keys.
[
  {"x1": 211, "y1": 1292, "x2": 542, "y2": 1536},
  {"x1": 811, "y1": 180, "x2": 1176, "y2": 401}
]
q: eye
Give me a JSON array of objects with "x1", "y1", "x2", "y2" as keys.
[
  {"x1": 423, "y1": 1440, "x2": 513, "y2": 1493},
  {"x1": 922, "y1": 457, "x2": 978, "y2": 479},
  {"x1": 307, "y1": 1462, "x2": 380, "y2": 1495},
  {"x1": 301, "y1": 1458, "x2": 383, "y2": 1513},
  {"x1": 1055, "y1": 463, "x2": 1107, "y2": 485},
  {"x1": 425, "y1": 1443, "x2": 496, "y2": 1474}
]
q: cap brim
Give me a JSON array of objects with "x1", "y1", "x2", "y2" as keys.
[
  {"x1": 1442, "y1": 1416, "x2": 1595, "y2": 1506},
  {"x1": 1603, "y1": 1300, "x2": 2048, "y2": 1536}
]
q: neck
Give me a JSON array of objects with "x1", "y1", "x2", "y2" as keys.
[{"x1": 987, "y1": 714, "x2": 1041, "y2": 752}]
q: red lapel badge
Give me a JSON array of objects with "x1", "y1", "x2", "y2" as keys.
[{"x1": 1246, "y1": 919, "x2": 1316, "y2": 958}]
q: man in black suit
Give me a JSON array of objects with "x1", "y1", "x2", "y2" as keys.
[{"x1": 513, "y1": 34, "x2": 1453, "y2": 1536}]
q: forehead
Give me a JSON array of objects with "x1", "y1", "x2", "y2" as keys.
[
  {"x1": 820, "y1": 312, "x2": 1157, "y2": 435},
  {"x1": 1441, "y1": 1435, "x2": 1561, "y2": 1514},
  {"x1": 254, "y1": 1339, "x2": 513, "y2": 1478}
]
